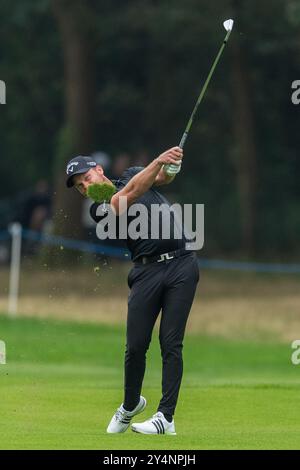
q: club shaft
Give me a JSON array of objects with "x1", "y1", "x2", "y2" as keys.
[{"x1": 179, "y1": 28, "x2": 232, "y2": 149}]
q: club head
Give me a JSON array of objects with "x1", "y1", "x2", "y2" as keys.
[{"x1": 223, "y1": 19, "x2": 234, "y2": 32}]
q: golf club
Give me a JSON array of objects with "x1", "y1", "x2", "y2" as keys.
[{"x1": 165, "y1": 18, "x2": 234, "y2": 175}]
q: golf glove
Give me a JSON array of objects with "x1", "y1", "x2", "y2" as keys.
[{"x1": 163, "y1": 161, "x2": 182, "y2": 176}]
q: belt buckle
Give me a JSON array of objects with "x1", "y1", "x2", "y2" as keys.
[{"x1": 157, "y1": 252, "x2": 174, "y2": 263}]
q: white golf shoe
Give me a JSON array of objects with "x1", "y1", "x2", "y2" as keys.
[
  {"x1": 106, "y1": 396, "x2": 147, "y2": 433},
  {"x1": 131, "y1": 411, "x2": 176, "y2": 435}
]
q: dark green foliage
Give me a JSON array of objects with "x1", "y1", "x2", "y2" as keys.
[{"x1": 0, "y1": 0, "x2": 299, "y2": 257}]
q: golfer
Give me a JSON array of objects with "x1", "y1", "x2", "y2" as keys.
[{"x1": 66, "y1": 147, "x2": 199, "y2": 435}]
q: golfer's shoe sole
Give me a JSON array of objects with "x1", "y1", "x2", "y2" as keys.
[
  {"x1": 131, "y1": 413, "x2": 176, "y2": 435},
  {"x1": 131, "y1": 426, "x2": 176, "y2": 435}
]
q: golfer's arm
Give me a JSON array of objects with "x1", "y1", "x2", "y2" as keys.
[
  {"x1": 111, "y1": 159, "x2": 163, "y2": 214},
  {"x1": 153, "y1": 168, "x2": 176, "y2": 186}
]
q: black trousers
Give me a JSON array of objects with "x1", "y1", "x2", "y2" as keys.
[{"x1": 124, "y1": 251, "x2": 200, "y2": 418}]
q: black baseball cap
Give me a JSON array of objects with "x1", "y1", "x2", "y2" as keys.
[{"x1": 66, "y1": 156, "x2": 97, "y2": 187}]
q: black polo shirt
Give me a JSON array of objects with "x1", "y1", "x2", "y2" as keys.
[{"x1": 90, "y1": 166, "x2": 189, "y2": 261}]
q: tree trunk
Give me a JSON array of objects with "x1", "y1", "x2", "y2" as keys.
[
  {"x1": 51, "y1": 0, "x2": 95, "y2": 241},
  {"x1": 46, "y1": 0, "x2": 95, "y2": 264},
  {"x1": 230, "y1": 31, "x2": 258, "y2": 255}
]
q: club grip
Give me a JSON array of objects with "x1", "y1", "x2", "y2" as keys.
[
  {"x1": 163, "y1": 131, "x2": 187, "y2": 175},
  {"x1": 179, "y1": 131, "x2": 188, "y2": 149},
  {"x1": 163, "y1": 162, "x2": 182, "y2": 176}
]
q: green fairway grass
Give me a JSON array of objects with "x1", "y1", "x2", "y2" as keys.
[{"x1": 0, "y1": 313, "x2": 300, "y2": 449}]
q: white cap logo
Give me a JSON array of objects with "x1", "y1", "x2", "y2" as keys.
[{"x1": 67, "y1": 161, "x2": 79, "y2": 174}]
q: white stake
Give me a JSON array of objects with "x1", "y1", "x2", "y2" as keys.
[
  {"x1": 8, "y1": 223, "x2": 22, "y2": 316},
  {"x1": 0, "y1": 340, "x2": 6, "y2": 364}
]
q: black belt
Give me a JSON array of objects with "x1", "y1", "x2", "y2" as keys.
[{"x1": 135, "y1": 247, "x2": 190, "y2": 265}]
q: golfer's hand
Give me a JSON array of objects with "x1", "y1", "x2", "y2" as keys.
[{"x1": 156, "y1": 147, "x2": 183, "y2": 166}]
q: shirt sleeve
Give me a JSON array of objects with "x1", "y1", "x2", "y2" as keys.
[{"x1": 119, "y1": 166, "x2": 144, "y2": 183}]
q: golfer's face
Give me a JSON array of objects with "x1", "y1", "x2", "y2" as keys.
[{"x1": 73, "y1": 168, "x2": 104, "y2": 196}]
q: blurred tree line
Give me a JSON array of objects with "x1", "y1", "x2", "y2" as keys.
[{"x1": 0, "y1": 0, "x2": 299, "y2": 259}]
